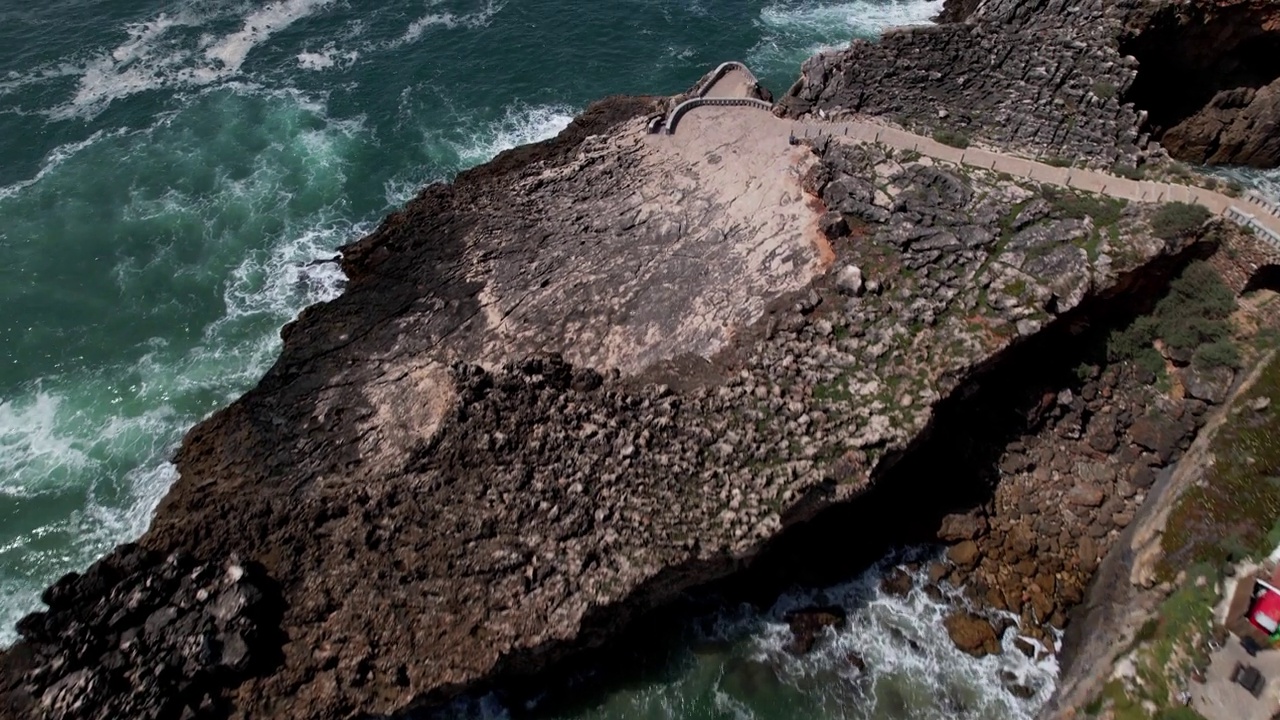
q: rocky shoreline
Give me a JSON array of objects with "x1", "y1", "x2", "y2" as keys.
[{"x1": 3, "y1": 1, "x2": 1280, "y2": 719}]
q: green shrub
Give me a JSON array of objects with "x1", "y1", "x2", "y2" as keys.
[
  {"x1": 1113, "y1": 163, "x2": 1145, "y2": 180},
  {"x1": 1160, "y1": 262, "x2": 1237, "y2": 321},
  {"x1": 1107, "y1": 316, "x2": 1159, "y2": 362},
  {"x1": 1043, "y1": 187, "x2": 1126, "y2": 227},
  {"x1": 932, "y1": 128, "x2": 971, "y2": 149},
  {"x1": 1092, "y1": 81, "x2": 1118, "y2": 100},
  {"x1": 1192, "y1": 341, "x2": 1242, "y2": 370},
  {"x1": 1046, "y1": 156, "x2": 1075, "y2": 168},
  {"x1": 1224, "y1": 179, "x2": 1245, "y2": 198},
  {"x1": 1151, "y1": 202, "x2": 1212, "y2": 240}
]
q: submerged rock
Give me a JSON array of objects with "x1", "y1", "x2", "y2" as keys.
[{"x1": 784, "y1": 606, "x2": 848, "y2": 655}]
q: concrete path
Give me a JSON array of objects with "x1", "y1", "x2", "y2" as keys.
[
  {"x1": 1190, "y1": 637, "x2": 1280, "y2": 720},
  {"x1": 788, "y1": 120, "x2": 1280, "y2": 248},
  {"x1": 660, "y1": 63, "x2": 1280, "y2": 252}
]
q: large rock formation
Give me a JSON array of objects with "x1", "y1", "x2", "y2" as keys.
[
  {"x1": 0, "y1": 91, "x2": 1222, "y2": 715},
  {"x1": 783, "y1": 0, "x2": 1280, "y2": 169},
  {"x1": 4, "y1": 1, "x2": 1278, "y2": 717}
]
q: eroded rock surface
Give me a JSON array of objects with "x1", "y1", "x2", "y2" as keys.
[
  {"x1": 0, "y1": 107, "x2": 1215, "y2": 717},
  {"x1": 781, "y1": 0, "x2": 1280, "y2": 170}
]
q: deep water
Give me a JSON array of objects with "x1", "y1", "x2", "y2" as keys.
[{"x1": 1, "y1": 1, "x2": 1276, "y2": 718}]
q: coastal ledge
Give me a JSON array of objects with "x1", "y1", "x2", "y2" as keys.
[
  {"x1": 0, "y1": 74, "x2": 1256, "y2": 717},
  {"x1": 5, "y1": 0, "x2": 1280, "y2": 714}
]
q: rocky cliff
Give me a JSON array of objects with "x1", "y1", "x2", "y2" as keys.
[
  {"x1": 3, "y1": 2, "x2": 1280, "y2": 719},
  {"x1": 787, "y1": 0, "x2": 1280, "y2": 169}
]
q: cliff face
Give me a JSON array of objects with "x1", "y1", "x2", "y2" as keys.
[{"x1": 785, "y1": 0, "x2": 1280, "y2": 169}]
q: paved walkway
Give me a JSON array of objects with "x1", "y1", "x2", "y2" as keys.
[
  {"x1": 789, "y1": 120, "x2": 1280, "y2": 247},
  {"x1": 668, "y1": 64, "x2": 1280, "y2": 253},
  {"x1": 1191, "y1": 637, "x2": 1280, "y2": 720}
]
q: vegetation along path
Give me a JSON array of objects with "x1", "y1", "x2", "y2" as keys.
[{"x1": 664, "y1": 62, "x2": 1280, "y2": 253}]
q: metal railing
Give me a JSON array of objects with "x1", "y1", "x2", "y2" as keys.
[
  {"x1": 664, "y1": 97, "x2": 775, "y2": 135},
  {"x1": 1226, "y1": 206, "x2": 1280, "y2": 251}
]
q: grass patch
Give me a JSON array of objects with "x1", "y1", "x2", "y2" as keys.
[
  {"x1": 1113, "y1": 163, "x2": 1145, "y2": 181},
  {"x1": 1046, "y1": 156, "x2": 1076, "y2": 168},
  {"x1": 1042, "y1": 186, "x2": 1127, "y2": 228},
  {"x1": 899, "y1": 149, "x2": 922, "y2": 163},
  {"x1": 932, "y1": 128, "x2": 971, "y2": 149},
  {"x1": 812, "y1": 375, "x2": 853, "y2": 404},
  {"x1": 1160, "y1": 353, "x2": 1280, "y2": 578},
  {"x1": 1151, "y1": 202, "x2": 1212, "y2": 241},
  {"x1": 1091, "y1": 566, "x2": 1218, "y2": 718},
  {"x1": 1093, "y1": 81, "x2": 1118, "y2": 100}
]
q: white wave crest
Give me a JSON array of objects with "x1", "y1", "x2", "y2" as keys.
[
  {"x1": 760, "y1": 0, "x2": 943, "y2": 37},
  {"x1": 297, "y1": 46, "x2": 360, "y2": 71},
  {"x1": 450, "y1": 102, "x2": 575, "y2": 168},
  {"x1": 749, "y1": 0, "x2": 942, "y2": 72},
  {"x1": 58, "y1": 0, "x2": 335, "y2": 118},
  {"x1": 391, "y1": 0, "x2": 508, "y2": 48},
  {"x1": 0, "y1": 393, "x2": 91, "y2": 497},
  {"x1": 1212, "y1": 166, "x2": 1280, "y2": 206},
  {"x1": 205, "y1": 0, "x2": 336, "y2": 74}
]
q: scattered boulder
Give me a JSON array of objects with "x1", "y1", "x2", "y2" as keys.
[
  {"x1": 944, "y1": 611, "x2": 1002, "y2": 657},
  {"x1": 947, "y1": 541, "x2": 982, "y2": 569},
  {"x1": 835, "y1": 265, "x2": 865, "y2": 295},
  {"x1": 1182, "y1": 365, "x2": 1234, "y2": 405},
  {"x1": 881, "y1": 567, "x2": 914, "y2": 597},
  {"x1": 938, "y1": 512, "x2": 988, "y2": 542},
  {"x1": 1066, "y1": 484, "x2": 1105, "y2": 507}
]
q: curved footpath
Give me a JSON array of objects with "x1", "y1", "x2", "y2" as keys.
[{"x1": 668, "y1": 65, "x2": 1280, "y2": 252}]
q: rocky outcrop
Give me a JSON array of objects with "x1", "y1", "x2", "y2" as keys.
[
  {"x1": 0, "y1": 98, "x2": 1220, "y2": 718},
  {"x1": 780, "y1": 0, "x2": 1152, "y2": 167},
  {"x1": 935, "y1": 361, "x2": 1220, "y2": 643},
  {"x1": 1119, "y1": 0, "x2": 1280, "y2": 168},
  {"x1": 781, "y1": 0, "x2": 1280, "y2": 169},
  {"x1": 1161, "y1": 79, "x2": 1280, "y2": 168},
  {"x1": 0, "y1": 547, "x2": 278, "y2": 720}
]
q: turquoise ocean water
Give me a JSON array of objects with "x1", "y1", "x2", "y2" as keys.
[{"x1": 1, "y1": 1, "x2": 1276, "y2": 718}]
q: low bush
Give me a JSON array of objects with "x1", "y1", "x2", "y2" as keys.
[
  {"x1": 1192, "y1": 341, "x2": 1242, "y2": 370},
  {"x1": 1150, "y1": 202, "x2": 1212, "y2": 240},
  {"x1": 1113, "y1": 163, "x2": 1145, "y2": 180},
  {"x1": 1107, "y1": 262, "x2": 1239, "y2": 369},
  {"x1": 1092, "y1": 81, "x2": 1118, "y2": 100},
  {"x1": 932, "y1": 128, "x2": 970, "y2": 149}
]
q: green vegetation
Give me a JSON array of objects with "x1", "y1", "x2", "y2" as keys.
[
  {"x1": 812, "y1": 374, "x2": 852, "y2": 404},
  {"x1": 1192, "y1": 341, "x2": 1242, "y2": 370},
  {"x1": 1042, "y1": 186, "x2": 1127, "y2": 228},
  {"x1": 1093, "y1": 81, "x2": 1118, "y2": 100},
  {"x1": 1046, "y1": 156, "x2": 1076, "y2": 168},
  {"x1": 899, "y1": 149, "x2": 922, "y2": 163},
  {"x1": 1223, "y1": 179, "x2": 1245, "y2": 198},
  {"x1": 1107, "y1": 262, "x2": 1238, "y2": 373},
  {"x1": 1151, "y1": 202, "x2": 1212, "y2": 241},
  {"x1": 1161, "y1": 352, "x2": 1280, "y2": 578},
  {"x1": 1089, "y1": 565, "x2": 1217, "y2": 719},
  {"x1": 932, "y1": 128, "x2": 971, "y2": 149},
  {"x1": 1113, "y1": 163, "x2": 1146, "y2": 181}
]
